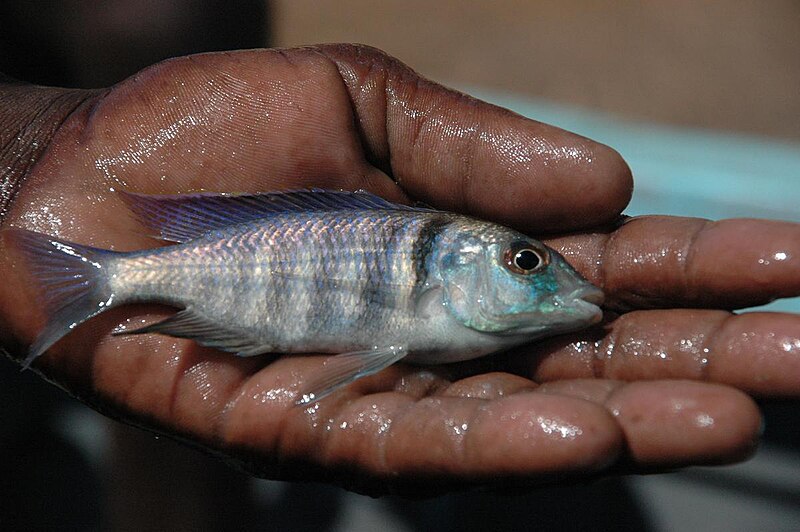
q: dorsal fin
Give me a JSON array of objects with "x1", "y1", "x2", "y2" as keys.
[{"x1": 119, "y1": 188, "x2": 435, "y2": 243}]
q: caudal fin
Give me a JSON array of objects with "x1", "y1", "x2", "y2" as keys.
[{"x1": 3, "y1": 229, "x2": 115, "y2": 368}]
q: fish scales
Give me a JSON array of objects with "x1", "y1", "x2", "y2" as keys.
[{"x1": 111, "y1": 210, "x2": 449, "y2": 352}]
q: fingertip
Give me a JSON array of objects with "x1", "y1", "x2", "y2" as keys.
[
  {"x1": 607, "y1": 381, "x2": 762, "y2": 467},
  {"x1": 586, "y1": 142, "x2": 634, "y2": 223},
  {"x1": 537, "y1": 134, "x2": 633, "y2": 229}
]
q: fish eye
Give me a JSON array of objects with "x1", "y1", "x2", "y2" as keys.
[{"x1": 503, "y1": 241, "x2": 549, "y2": 275}]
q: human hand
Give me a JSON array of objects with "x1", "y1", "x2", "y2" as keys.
[{"x1": 1, "y1": 45, "x2": 797, "y2": 495}]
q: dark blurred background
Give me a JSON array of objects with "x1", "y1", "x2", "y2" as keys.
[
  {"x1": 2, "y1": 1, "x2": 798, "y2": 139},
  {"x1": 1, "y1": 1, "x2": 798, "y2": 531},
  {"x1": 0, "y1": 0, "x2": 267, "y2": 88}
]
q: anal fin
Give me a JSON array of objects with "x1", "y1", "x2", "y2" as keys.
[
  {"x1": 295, "y1": 345, "x2": 407, "y2": 406},
  {"x1": 115, "y1": 308, "x2": 268, "y2": 356}
]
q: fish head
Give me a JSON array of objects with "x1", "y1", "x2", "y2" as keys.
[{"x1": 434, "y1": 220, "x2": 604, "y2": 340}]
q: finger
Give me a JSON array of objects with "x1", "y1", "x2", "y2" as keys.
[
  {"x1": 317, "y1": 44, "x2": 633, "y2": 232},
  {"x1": 538, "y1": 379, "x2": 761, "y2": 467},
  {"x1": 526, "y1": 310, "x2": 800, "y2": 397},
  {"x1": 222, "y1": 372, "x2": 623, "y2": 483},
  {"x1": 548, "y1": 216, "x2": 800, "y2": 310}
]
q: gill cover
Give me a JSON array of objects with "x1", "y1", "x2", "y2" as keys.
[{"x1": 438, "y1": 244, "x2": 512, "y2": 332}]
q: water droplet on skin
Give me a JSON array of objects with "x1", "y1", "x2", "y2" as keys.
[
  {"x1": 347, "y1": 403, "x2": 392, "y2": 435},
  {"x1": 181, "y1": 362, "x2": 219, "y2": 406},
  {"x1": 476, "y1": 381, "x2": 498, "y2": 399},
  {"x1": 670, "y1": 398, "x2": 702, "y2": 415},
  {"x1": 502, "y1": 410, "x2": 584, "y2": 441},
  {"x1": 758, "y1": 251, "x2": 791, "y2": 267},
  {"x1": 615, "y1": 336, "x2": 671, "y2": 362},
  {"x1": 20, "y1": 196, "x2": 68, "y2": 235},
  {"x1": 781, "y1": 339, "x2": 800, "y2": 352},
  {"x1": 600, "y1": 337, "x2": 615, "y2": 360},
  {"x1": 94, "y1": 114, "x2": 206, "y2": 186},
  {"x1": 695, "y1": 413, "x2": 714, "y2": 428},
  {"x1": 570, "y1": 338, "x2": 603, "y2": 357},
  {"x1": 165, "y1": 351, "x2": 181, "y2": 368},
  {"x1": 444, "y1": 417, "x2": 469, "y2": 441},
  {"x1": 253, "y1": 386, "x2": 294, "y2": 404},
  {"x1": 534, "y1": 416, "x2": 583, "y2": 439},
  {"x1": 675, "y1": 334, "x2": 711, "y2": 370}
]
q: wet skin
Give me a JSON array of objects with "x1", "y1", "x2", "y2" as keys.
[{"x1": 1, "y1": 45, "x2": 798, "y2": 495}]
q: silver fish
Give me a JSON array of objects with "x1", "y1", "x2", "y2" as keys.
[{"x1": 5, "y1": 190, "x2": 603, "y2": 404}]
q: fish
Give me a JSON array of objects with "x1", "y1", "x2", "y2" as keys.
[{"x1": 3, "y1": 189, "x2": 604, "y2": 404}]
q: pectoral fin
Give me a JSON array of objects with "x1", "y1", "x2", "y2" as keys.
[{"x1": 295, "y1": 345, "x2": 408, "y2": 406}]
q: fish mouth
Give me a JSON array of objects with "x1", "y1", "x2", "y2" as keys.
[
  {"x1": 561, "y1": 285, "x2": 605, "y2": 324},
  {"x1": 570, "y1": 286, "x2": 604, "y2": 306},
  {"x1": 492, "y1": 285, "x2": 605, "y2": 337}
]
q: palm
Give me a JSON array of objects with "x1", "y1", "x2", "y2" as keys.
[{"x1": 1, "y1": 45, "x2": 797, "y2": 494}]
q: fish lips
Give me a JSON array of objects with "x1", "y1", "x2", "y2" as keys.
[
  {"x1": 494, "y1": 285, "x2": 605, "y2": 337},
  {"x1": 563, "y1": 285, "x2": 605, "y2": 322}
]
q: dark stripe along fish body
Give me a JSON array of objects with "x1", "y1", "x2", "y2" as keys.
[{"x1": 3, "y1": 189, "x2": 604, "y2": 404}]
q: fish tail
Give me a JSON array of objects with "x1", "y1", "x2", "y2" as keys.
[{"x1": 3, "y1": 229, "x2": 117, "y2": 368}]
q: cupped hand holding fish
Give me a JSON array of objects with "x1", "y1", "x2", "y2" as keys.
[{"x1": 1, "y1": 45, "x2": 799, "y2": 494}]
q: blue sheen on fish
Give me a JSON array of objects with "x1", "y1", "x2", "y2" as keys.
[{"x1": 4, "y1": 189, "x2": 604, "y2": 404}]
